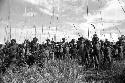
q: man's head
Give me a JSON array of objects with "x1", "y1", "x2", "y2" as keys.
[
  {"x1": 51, "y1": 41, "x2": 55, "y2": 44},
  {"x1": 46, "y1": 39, "x2": 50, "y2": 43},
  {"x1": 78, "y1": 38, "x2": 81, "y2": 41},
  {"x1": 93, "y1": 34, "x2": 97, "y2": 37},
  {"x1": 105, "y1": 39, "x2": 108, "y2": 42},
  {"x1": 11, "y1": 39, "x2": 16, "y2": 45},
  {"x1": 118, "y1": 37, "x2": 122, "y2": 41},
  {"x1": 33, "y1": 37, "x2": 38, "y2": 43},
  {"x1": 71, "y1": 39, "x2": 75, "y2": 43},
  {"x1": 121, "y1": 35, "x2": 125, "y2": 41},
  {"x1": 62, "y1": 38, "x2": 65, "y2": 43},
  {"x1": 80, "y1": 37, "x2": 85, "y2": 43}
]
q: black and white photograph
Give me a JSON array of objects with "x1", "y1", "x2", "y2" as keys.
[{"x1": 0, "y1": 0, "x2": 125, "y2": 83}]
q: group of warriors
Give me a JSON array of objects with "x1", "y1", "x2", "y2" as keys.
[{"x1": 0, "y1": 34, "x2": 125, "y2": 74}]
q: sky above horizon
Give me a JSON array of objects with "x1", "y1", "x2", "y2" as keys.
[{"x1": 0, "y1": 0, "x2": 125, "y2": 43}]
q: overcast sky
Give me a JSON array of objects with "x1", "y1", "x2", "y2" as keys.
[{"x1": 0, "y1": 0, "x2": 125, "y2": 43}]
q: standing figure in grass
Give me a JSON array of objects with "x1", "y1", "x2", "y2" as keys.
[
  {"x1": 78, "y1": 37, "x2": 86, "y2": 66},
  {"x1": 69, "y1": 39, "x2": 77, "y2": 59},
  {"x1": 92, "y1": 34, "x2": 100, "y2": 70}
]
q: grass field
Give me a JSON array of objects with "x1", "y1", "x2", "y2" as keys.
[{"x1": 1, "y1": 58, "x2": 125, "y2": 83}]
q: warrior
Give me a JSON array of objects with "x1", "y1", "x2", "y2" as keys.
[
  {"x1": 44, "y1": 39, "x2": 52, "y2": 60},
  {"x1": 84, "y1": 39, "x2": 92, "y2": 68},
  {"x1": 23, "y1": 39, "x2": 31, "y2": 56},
  {"x1": 27, "y1": 37, "x2": 39, "y2": 66},
  {"x1": 45, "y1": 39, "x2": 51, "y2": 48},
  {"x1": 69, "y1": 39, "x2": 77, "y2": 59},
  {"x1": 2, "y1": 39, "x2": 18, "y2": 69},
  {"x1": 77, "y1": 38, "x2": 81, "y2": 50},
  {"x1": 60, "y1": 38, "x2": 67, "y2": 59},
  {"x1": 2, "y1": 41, "x2": 11, "y2": 57},
  {"x1": 9, "y1": 39, "x2": 18, "y2": 60},
  {"x1": 30, "y1": 37, "x2": 39, "y2": 54},
  {"x1": 78, "y1": 37, "x2": 86, "y2": 65},
  {"x1": 92, "y1": 34, "x2": 100, "y2": 70},
  {"x1": 103, "y1": 39, "x2": 112, "y2": 69},
  {"x1": 116, "y1": 36, "x2": 124, "y2": 60}
]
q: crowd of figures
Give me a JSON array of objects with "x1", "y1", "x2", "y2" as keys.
[{"x1": 0, "y1": 34, "x2": 125, "y2": 74}]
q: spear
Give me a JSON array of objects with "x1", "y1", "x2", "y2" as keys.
[
  {"x1": 91, "y1": 24, "x2": 96, "y2": 34},
  {"x1": 88, "y1": 28, "x2": 89, "y2": 38},
  {"x1": 33, "y1": 25, "x2": 37, "y2": 37},
  {"x1": 10, "y1": 25, "x2": 11, "y2": 41},
  {"x1": 86, "y1": 0, "x2": 89, "y2": 38},
  {"x1": 117, "y1": 0, "x2": 125, "y2": 14},
  {"x1": 86, "y1": 0, "x2": 89, "y2": 16},
  {"x1": 5, "y1": 26, "x2": 7, "y2": 42},
  {"x1": 116, "y1": 26, "x2": 121, "y2": 36},
  {"x1": 8, "y1": 0, "x2": 11, "y2": 41}
]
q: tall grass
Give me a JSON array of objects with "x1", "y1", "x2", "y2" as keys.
[{"x1": 1, "y1": 58, "x2": 125, "y2": 83}]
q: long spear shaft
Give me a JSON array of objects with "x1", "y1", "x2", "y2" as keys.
[
  {"x1": 86, "y1": 0, "x2": 89, "y2": 16},
  {"x1": 8, "y1": 0, "x2": 11, "y2": 41},
  {"x1": 117, "y1": 0, "x2": 125, "y2": 14}
]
